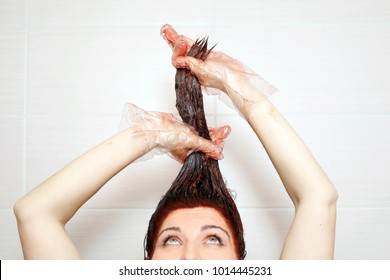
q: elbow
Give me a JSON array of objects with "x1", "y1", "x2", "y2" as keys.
[
  {"x1": 13, "y1": 197, "x2": 30, "y2": 224},
  {"x1": 14, "y1": 198, "x2": 22, "y2": 219},
  {"x1": 312, "y1": 182, "x2": 338, "y2": 207},
  {"x1": 323, "y1": 183, "x2": 338, "y2": 206},
  {"x1": 297, "y1": 183, "x2": 338, "y2": 208},
  {"x1": 330, "y1": 186, "x2": 338, "y2": 204},
  {"x1": 14, "y1": 196, "x2": 43, "y2": 225},
  {"x1": 14, "y1": 195, "x2": 68, "y2": 226}
]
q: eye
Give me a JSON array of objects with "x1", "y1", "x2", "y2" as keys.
[
  {"x1": 163, "y1": 235, "x2": 181, "y2": 246},
  {"x1": 205, "y1": 235, "x2": 224, "y2": 246}
]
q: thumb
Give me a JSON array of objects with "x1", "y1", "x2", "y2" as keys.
[
  {"x1": 187, "y1": 134, "x2": 224, "y2": 160},
  {"x1": 173, "y1": 56, "x2": 203, "y2": 73},
  {"x1": 209, "y1": 125, "x2": 231, "y2": 144},
  {"x1": 173, "y1": 56, "x2": 211, "y2": 86},
  {"x1": 169, "y1": 136, "x2": 223, "y2": 163}
]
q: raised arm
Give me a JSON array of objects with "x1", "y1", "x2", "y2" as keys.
[
  {"x1": 244, "y1": 99, "x2": 338, "y2": 259},
  {"x1": 162, "y1": 24, "x2": 338, "y2": 259},
  {"x1": 14, "y1": 103, "x2": 229, "y2": 259}
]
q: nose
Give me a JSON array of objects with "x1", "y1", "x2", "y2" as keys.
[{"x1": 180, "y1": 244, "x2": 202, "y2": 260}]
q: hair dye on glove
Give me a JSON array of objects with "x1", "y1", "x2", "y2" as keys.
[{"x1": 145, "y1": 38, "x2": 246, "y2": 260}]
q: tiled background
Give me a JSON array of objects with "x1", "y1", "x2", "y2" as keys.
[{"x1": 1, "y1": 0, "x2": 390, "y2": 259}]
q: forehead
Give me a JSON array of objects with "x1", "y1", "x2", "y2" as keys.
[{"x1": 160, "y1": 207, "x2": 230, "y2": 230}]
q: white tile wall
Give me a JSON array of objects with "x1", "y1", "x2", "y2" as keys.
[
  {"x1": 215, "y1": 25, "x2": 390, "y2": 115},
  {"x1": 0, "y1": 0, "x2": 25, "y2": 26},
  {"x1": 28, "y1": 0, "x2": 214, "y2": 26},
  {"x1": 0, "y1": 27, "x2": 25, "y2": 115},
  {"x1": 1, "y1": 0, "x2": 389, "y2": 260},
  {"x1": 0, "y1": 117, "x2": 24, "y2": 208}
]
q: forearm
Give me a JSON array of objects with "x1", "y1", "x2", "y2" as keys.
[
  {"x1": 162, "y1": 23, "x2": 338, "y2": 257},
  {"x1": 241, "y1": 97, "x2": 337, "y2": 205},
  {"x1": 241, "y1": 97, "x2": 337, "y2": 259},
  {"x1": 13, "y1": 103, "x2": 223, "y2": 259},
  {"x1": 14, "y1": 127, "x2": 151, "y2": 224}
]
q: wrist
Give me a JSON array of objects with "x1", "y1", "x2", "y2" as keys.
[
  {"x1": 225, "y1": 86, "x2": 272, "y2": 119},
  {"x1": 242, "y1": 98, "x2": 276, "y2": 123},
  {"x1": 223, "y1": 71, "x2": 277, "y2": 116},
  {"x1": 120, "y1": 127, "x2": 157, "y2": 159}
]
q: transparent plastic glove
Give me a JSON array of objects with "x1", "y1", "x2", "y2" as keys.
[
  {"x1": 119, "y1": 103, "x2": 231, "y2": 163},
  {"x1": 161, "y1": 24, "x2": 278, "y2": 116}
]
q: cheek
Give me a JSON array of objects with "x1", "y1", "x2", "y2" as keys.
[
  {"x1": 202, "y1": 247, "x2": 238, "y2": 260},
  {"x1": 151, "y1": 246, "x2": 181, "y2": 260}
]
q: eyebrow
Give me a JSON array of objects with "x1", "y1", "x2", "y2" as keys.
[
  {"x1": 158, "y1": 225, "x2": 231, "y2": 239},
  {"x1": 158, "y1": 227, "x2": 181, "y2": 238},
  {"x1": 201, "y1": 225, "x2": 231, "y2": 240}
]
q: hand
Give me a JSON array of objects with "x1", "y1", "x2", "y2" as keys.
[
  {"x1": 119, "y1": 103, "x2": 230, "y2": 163},
  {"x1": 161, "y1": 24, "x2": 226, "y2": 92},
  {"x1": 161, "y1": 24, "x2": 277, "y2": 115}
]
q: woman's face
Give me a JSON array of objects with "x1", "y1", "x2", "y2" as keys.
[{"x1": 151, "y1": 207, "x2": 238, "y2": 260}]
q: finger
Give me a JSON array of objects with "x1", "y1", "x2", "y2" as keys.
[
  {"x1": 209, "y1": 125, "x2": 231, "y2": 143},
  {"x1": 161, "y1": 24, "x2": 194, "y2": 50},
  {"x1": 187, "y1": 136, "x2": 224, "y2": 160},
  {"x1": 204, "y1": 142, "x2": 224, "y2": 160},
  {"x1": 160, "y1": 24, "x2": 178, "y2": 49},
  {"x1": 171, "y1": 35, "x2": 189, "y2": 61},
  {"x1": 169, "y1": 139, "x2": 222, "y2": 163},
  {"x1": 173, "y1": 56, "x2": 206, "y2": 76}
]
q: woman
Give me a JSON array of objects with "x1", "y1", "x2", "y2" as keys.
[{"x1": 14, "y1": 25, "x2": 337, "y2": 260}]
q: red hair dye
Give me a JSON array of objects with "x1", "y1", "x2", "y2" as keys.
[{"x1": 145, "y1": 38, "x2": 246, "y2": 259}]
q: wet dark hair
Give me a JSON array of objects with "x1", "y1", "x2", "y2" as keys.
[{"x1": 144, "y1": 38, "x2": 246, "y2": 260}]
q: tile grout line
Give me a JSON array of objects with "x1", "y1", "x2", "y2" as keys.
[
  {"x1": 5, "y1": 22, "x2": 390, "y2": 29},
  {"x1": 22, "y1": 0, "x2": 30, "y2": 195},
  {"x1": 1, "y1": 206, "x2": 390, "y2": 211},
  {"x1": 211, "y1": 0, "x2": 218, "y2": 119},
  {"x1": 56, "y1": 206, "x2": 390, "y2": 212}
]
